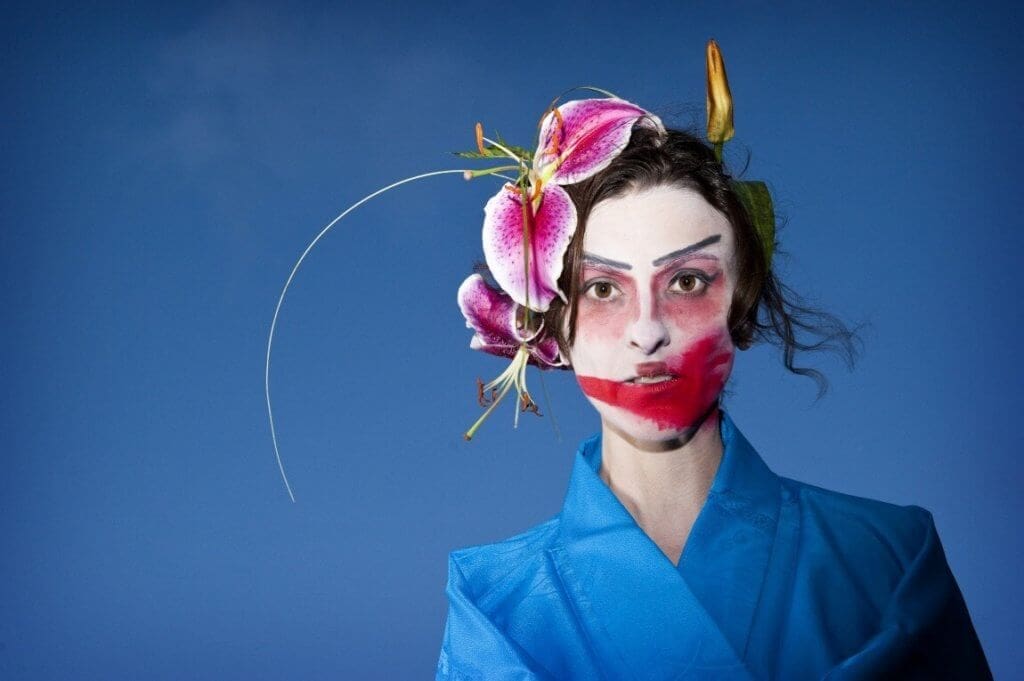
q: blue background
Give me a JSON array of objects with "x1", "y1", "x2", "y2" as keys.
[{"x1": 3, "y1": 1, "x2": 1021, "y2": 678}]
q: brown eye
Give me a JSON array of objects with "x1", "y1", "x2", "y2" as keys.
[
  {"x1": 670, "y1": 271, "x2": 710, "y2": 295},
  {"x1": 583, "y1": 280, "x2": 620, "y2": 301}
]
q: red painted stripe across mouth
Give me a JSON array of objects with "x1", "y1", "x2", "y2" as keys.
[{"x1": 575, "y1": 333, "x2": 734, "y2": 430}]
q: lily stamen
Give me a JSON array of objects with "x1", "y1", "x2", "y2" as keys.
[
  {"x1": 464, "y1": 344, "x2": 541, "y2": 440},
  {"x1": 476, "y1": 376, "x2": 501, "y2": 407},
  {"x1": 547, "y1": 107, "x2": 565, "y2": 158},
  {"x1": 520, "y1": 392, "x2": 541, "y2": 416},
  {"x1": 475, "y1": 122, "x2": 486, "y2": 155}
]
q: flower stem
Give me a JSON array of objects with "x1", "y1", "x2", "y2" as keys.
[
  {"x1": 519, "y1": 173, "x2": 533, "y2": 316},
  {"x1": 465, "y1": 165, "x2": 521, "y2": 179}
]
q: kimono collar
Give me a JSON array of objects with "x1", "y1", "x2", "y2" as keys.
[{"x1": 547, "y1": 407, "x2": 783, "y2": 678}]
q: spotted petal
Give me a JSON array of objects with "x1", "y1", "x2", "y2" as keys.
[
  {"x1": 481, "y1": 182, "x2": 575, "y2": 314},
  {"x1": 534, "y1": 97, "x2": 664, "y2": 186},
  {"x1": 457, "y1": 273, "x2": 564, "y2": 368}
]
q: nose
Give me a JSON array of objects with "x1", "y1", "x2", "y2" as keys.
[{"x1": 628, "y1": 295, "x2": 670, "y2": 355}]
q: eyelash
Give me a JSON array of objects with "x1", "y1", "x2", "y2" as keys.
[
  {"x1": 668, "y1": 270, "x2": 713, "y2": 295},
  {"x1": 582, "y1": 280, "x2": 622, "y2": 301},
  {"x1": 582, "y1": 270, "x2": 714, "y2": 301}
]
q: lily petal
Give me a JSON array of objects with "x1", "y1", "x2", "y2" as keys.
[
  {"x1": 481, "y1": 182, "x2": 575, "y2": 313},
  {"x1": 457, "y1": 273, "x2": 566, "y2": 368},
  {"x1": 457, "y1": 272, "x2": 517, "y2": 349},
  {"x1": 472, "y1": 334, "x2": 564, "y2": 368},
  {"x1": 534, "y1": 98, "x2": 665, "y2": 185},
  {"x1": 528, "y1": 333, "x2": 563, "y2": 367}
]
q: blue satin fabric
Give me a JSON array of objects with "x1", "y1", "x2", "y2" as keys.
[{"x1": 436, "y1": 409, "x2": 991, "y2": 680}]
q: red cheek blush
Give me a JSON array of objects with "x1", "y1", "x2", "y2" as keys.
[
  {"x1": 575, "y1": 298, "x2": 636, "y2": 343},
  {"x1": 575, "y1": 275, "x2": 639, "y2": 343},
  {"x1": 576, "y1": 330, "x2": 734, "y2": 431}
]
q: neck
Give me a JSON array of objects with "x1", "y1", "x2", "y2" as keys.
[{"x1": 599, "y1": 404, "x2": 724, "y2": 522}]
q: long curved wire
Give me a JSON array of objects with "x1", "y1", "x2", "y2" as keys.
[{"x1": 265, "y1": 169, "x2": 470, "y2": 502}]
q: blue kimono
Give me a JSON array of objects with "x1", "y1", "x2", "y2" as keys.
[{"x1": 436, "y1": 409, "x2": 991, "y2": 680}]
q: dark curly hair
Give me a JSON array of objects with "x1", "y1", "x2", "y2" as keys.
[{"x1": 540, "y1": 124, "x2": 863, "y2": 399}]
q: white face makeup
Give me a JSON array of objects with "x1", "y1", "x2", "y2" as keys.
[{"x1": 566, "y1": 184, "x2": 738, "y2": 443}]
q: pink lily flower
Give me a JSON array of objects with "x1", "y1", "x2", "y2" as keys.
[
  {"x1": 481, "y1": 97, "x2": 665, "y2": 314},
  {"x1": 457, "y1": 273, "x2": 564, "y2": 368},
  {"x1": 458, "y1": 273, "x2": 567, "y2": 440}
]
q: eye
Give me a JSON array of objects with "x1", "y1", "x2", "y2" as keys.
[
  {"x1": 669, "y1": 271, "x2": 712, "y2": 296},
  {"x1": 583, "y1": 280, "x2": 621, "y2": 301}
]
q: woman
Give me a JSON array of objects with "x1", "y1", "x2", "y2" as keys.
[{"x1": 437, "y1": 77, "x2": 992, "y2": 679}]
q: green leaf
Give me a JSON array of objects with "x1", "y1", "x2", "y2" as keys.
[
  {"x1": 731, "y1": 180, "x2": 775, "y2": 267},
  {"x1": 451, "y1": 145, "x2": 533, "y2": 162},
  {"x1": 491, "y1": 133, "x2": 533, "y2": 161},
  {"x1": 452, "y1": 131, "x2": 533, "y2": 163},
  {"x1": 452, "y1": 149, "x2": 502, "y2": 159}
]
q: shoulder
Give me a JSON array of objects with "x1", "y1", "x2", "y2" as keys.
[
  {"x1": 445, "y1": 516, "x2": 562, "y2": 603},
  {"x1": 781, "y1": 475, "x2": 933, "y2": 572}
]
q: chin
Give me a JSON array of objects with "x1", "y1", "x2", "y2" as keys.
[{"x1": 594, "y1": 401, "x2": 718, "y2": 448}]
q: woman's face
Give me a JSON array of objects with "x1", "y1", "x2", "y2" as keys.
[{"x1": 567, "y1": 183, "x2": 737, "y2": 444}]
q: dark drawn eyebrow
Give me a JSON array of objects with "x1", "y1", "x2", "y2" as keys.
[
  {"x1": 582, "y1": 234, "x2": 722, "y2": 273},
  {"x1": 651, "y1": 234, "x2": 722, "y2": 266},
  {"x1": 581, "y1": 252, "x2": 632, "y2": 270}
]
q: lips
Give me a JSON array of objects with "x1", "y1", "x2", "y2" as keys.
[{"x1": 625, "y1": 361, "x2": 679, "y2": 384}]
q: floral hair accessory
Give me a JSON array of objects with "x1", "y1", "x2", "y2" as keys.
[
  {"x1": 456, "y1": 94, "x2": 665, "y2": 440},
  {"x1": 265, "y1": 40, "x2": 772, "y2": 500},
  {"x1": 261, "y1": 93, "x2": 661, "y2": 499}
]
